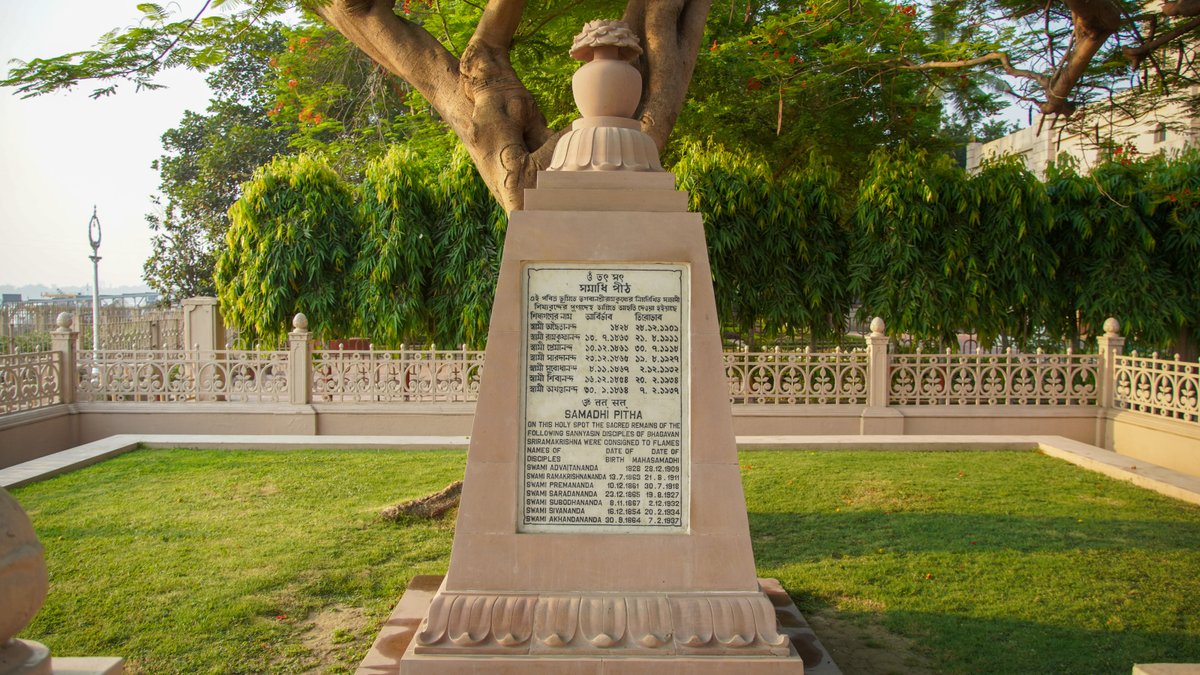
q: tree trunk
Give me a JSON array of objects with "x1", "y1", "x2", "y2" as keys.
[{"x1": 314, "y1": 0, "x2": 713, "y2": 213}]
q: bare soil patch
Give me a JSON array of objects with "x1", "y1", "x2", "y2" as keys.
[
  {"x1": 300, "y1": 605, "x2": 370, "y2": 673},
  {"x1": 807, "y1": 610, "x2": 936, "y2": 675}
]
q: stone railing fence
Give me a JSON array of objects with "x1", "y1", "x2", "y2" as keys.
[
  {"x1": 312, "y1": 342, "x2": 484, "y2": 402},
  {"x1": 725, "y1": 348, "x2": 868, "y2": 405},
  {"x1": 1114, "y1": 352, "x2": 1200, "y2": 423},
  {"x1": 3, "y1": 313, "x2": 1197, "y2": 428},
  {"x1": 0, "y1": 351, "x2": 62, "y2": 414}
]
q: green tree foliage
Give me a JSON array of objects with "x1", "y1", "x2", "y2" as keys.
[
  {"x1": 850, "y1": 144, "x2": 975, "y2": 347},
  {"x1": 848, "y1": 145, "x2": 1196, "y2": 354},
  {"x1": 968, "y1": 154, "x2": 1058, "y2": 348},
  {"x1": 1046, "y1": 151, "x2": 1191, "y2": 351},
  {"x1": 425, "y1": 148, "x2": 507, "y2": 348},
  {"x1": 677, "y1": 0, "x2": 967, "y2": 183},
  {"x1": 144, "y1": 24, "x2": 291, "y2": 303},
  {"x1": 5, "y1": 0, "x2": 1197, "y2": 208},
  {"x1": 351, "y1": 144, "x2": 504, "y2": 348},
  {"x1": 215, "y1": 154, "x2": 359, "y2": 346},
  {"x1": 676, "y1": 143, "x2": 849, "y2": 346},
  {"x1": 1147, "y1": 148, "x2": 1200, "y2": 358},
  {"x1": 264, "y1": 24, "x2": 422, "y2": 180},
  {"x1": 348, "y1": 147, "x2": 437, "y2": 348},
  {"x1": 1, "y1": 2, "x2": 294, "y2": 99}
]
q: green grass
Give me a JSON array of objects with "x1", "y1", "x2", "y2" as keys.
[
  {"x1": 13, "y1": 448, "x2": 466, "y2": 674},
  {"x1": 11, "y1": 448, "x2": 1200, "y2": 674},
  {"x1": 744, "y1": 450, "x2": 1200, "y2": 673}
]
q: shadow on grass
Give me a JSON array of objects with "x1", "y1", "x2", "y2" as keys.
[
  {"x1": 802, "y1": 604, "x2": 1200, "y2": 675},
  {"x1": 752, "y1": 510, "x2": 1200, "y2": 673},
  {"x1": 748, "y1": 510, "x2": 1200, "y2": 563}
]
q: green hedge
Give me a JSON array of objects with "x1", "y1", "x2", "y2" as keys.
[{"x1": 216, "y1": 144, "x2": 1200, "y2": 356}]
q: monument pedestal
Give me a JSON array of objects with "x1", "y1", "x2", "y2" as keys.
[
  {"x1": 391, "y1": 170, "x2": 803, "y2": 673},
  {"x1": 360, "y1": 576, "x2": 829, "y2": 674}
]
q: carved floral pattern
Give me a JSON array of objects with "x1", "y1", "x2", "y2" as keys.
[
  {"x1": 569, "y1": 20, "x2": 643, "y2": 62},
  {"x1": 547, "y1": 124, "x2": 664, "y2": 172},
  {"x1": 724, "y1": 349, "x2": 868, "y2": 404},
  {"x1": 888, "y1": 351, "x2": 1098, "y2": 405},
  {"x1": 0, "y1": 351, "x2": 61, "y2": 414},
  {"x1": 415, "y1": 591, "x2": 790, "y2": 657},
  {"x1": 312, "y1": 347, "x2": 483, "y2": 402},
  {"x1": 76, "y1": 349, "x2": 289, "y2": 402},
  {"x1": 1114, "y1": 353, "x2": 1199, "y2": 422}
]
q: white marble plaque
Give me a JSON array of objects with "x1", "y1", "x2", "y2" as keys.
[{"x1": 519, "y1": 264, "x2": 690, "y2": 534}]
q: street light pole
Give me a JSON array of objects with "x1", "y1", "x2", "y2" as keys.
[{"x1": 88, "y1": 207, "x2": 102, "y2": 354}]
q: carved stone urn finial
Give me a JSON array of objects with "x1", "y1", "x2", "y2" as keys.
[
  {"x1": 547, "y1": 19, "x2": 663, "y2": 172},
  {"x1": 569, "y1": 20, "x2": 643, "y2": 119}
]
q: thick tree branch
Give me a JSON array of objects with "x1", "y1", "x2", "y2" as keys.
[
  {"x1": 898, "y1": 52, "x2": 1050, "y2": 88},
  {"x1": 456, "y1": 0, "x2": 554, "y2": 211},
  {"x1": 313, "y1": 0, "x2": 469, "y2": 130},
  {"x1": 623, "y1": 0, "x2": 714, "y2": 151},
  {"x1": 1162, "y1": 0, "x2": 1200, "y2": 17},
  {"x1": 1038, "y1": 0, "x2": 1124, "y2": 114},
  {"x1": 313, "y1": 0, "x2": 710, "y2": 211},
  {"x1": 1124, "y1": 15, "x2": 1200, "y2": 67},
  {"x1": 315, "y1": 0, "x2": 556, "y2": 211},
  {"x1": 471, "y1": 0, "x2": 525, "y2": 48}
]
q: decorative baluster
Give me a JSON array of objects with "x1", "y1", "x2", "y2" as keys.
[
  {"x1": 1097, "y1": 317, "x2": 1125, "y2": 413},
  {"x1": 289, "y1": 314, "x2": 312, "y2": 405},
  {"x1": 51, "y1": 312, "x2": 77, "y2": 406}
]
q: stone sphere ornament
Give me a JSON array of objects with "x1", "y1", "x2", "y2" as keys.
[{"x1": 0, "y1": 489, "x2": 51, "y2": 675}]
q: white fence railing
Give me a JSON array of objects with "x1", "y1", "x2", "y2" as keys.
[
  {"x1": 1114, "y1": 353, "x2": 1200, "y2": 423},
  {"x1": 312, "y1": 347, "x2": 484, "y2": 402},
  {"x1": 0, "y1": 351, "x2": 61, "y2": 414},
  {"x1": 2, "y1": 315, "x2": 1196, "y2": 432},
  {"x1": 77, "y1": 349, "x2": 290, "y2": 403},
  {"x1": 889, "y1": 350, "x2": 1099, "y2": 406},
  {"x1": 725, "y1": 348, "x2": 868, "y2": 404}
]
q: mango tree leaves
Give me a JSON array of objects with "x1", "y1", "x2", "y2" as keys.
[{"x1": 216, "y1": 153, "x2": 359, "y2": 346}]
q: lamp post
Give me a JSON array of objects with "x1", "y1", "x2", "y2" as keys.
[{"x1": 88, "y1": 207, "x2": 101, "y2": 354}]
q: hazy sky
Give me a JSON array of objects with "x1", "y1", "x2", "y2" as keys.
[{"x1": 0, "y1": 2, "x2": 213, "y2": 290}]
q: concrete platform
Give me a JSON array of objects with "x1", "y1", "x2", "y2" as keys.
[
  {"x1": 355, "y1": 576, "x2": 834, "y2": 675},
  {"x1": 1134, "y1": 666, "x2": 1200, "y2": 675},
  {"x1": 0, "y1": 434, "x2": 469, "y2": 488},
  {"x1": 52, "y1": 656, "x2": 124, "y2": 674}
]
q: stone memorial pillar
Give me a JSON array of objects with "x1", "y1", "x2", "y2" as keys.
[
  {"x1": 183, "y1": 297, "x2": 226, "y2": 401},
  {"x1": 182, "y1": 297, "x2": 225, "y2": 353},
  {"x1": 395, "y1": 20, "x2": 802, "y2": 674}
]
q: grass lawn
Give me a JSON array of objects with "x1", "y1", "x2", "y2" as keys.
[{"x1": 11, "y1": 448, "x2": 1200, "y2": 674}]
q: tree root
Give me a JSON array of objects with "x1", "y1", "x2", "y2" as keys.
[{"x1": 380, "y1": 480, "x2": 463, "y2": 521}]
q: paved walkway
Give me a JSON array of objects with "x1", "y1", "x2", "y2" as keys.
[{"x1": 3, "y1": 434, "x2": 1199, "y2": 507}]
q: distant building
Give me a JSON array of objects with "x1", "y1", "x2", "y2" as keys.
[
  {"x1": 966, "y1": 88, "x2": 1199, "y2": 175},
  {"x1": 1, "y1": 294, "x2": 20, "y2": 305}
]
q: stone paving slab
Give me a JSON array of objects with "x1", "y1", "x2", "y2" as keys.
[
  {"x1": 1134, "y1": 665, "x2": 1200, "y2": 675},
  {"x1": 4, "y1": 435, "x2": 1198, "y2": 509},
  {"x1": 1, "y1": 435, "x2": 142, "y2": 489},
  {"x1": 52, "y1": 656, "x2": 125, "y2": 674},
  {"x1": 737, "y1": 435, "x2": 1041, "y2": 451},
  {"x1": 1038, "y1": 436, "x2": 1200, "y2": 507},
  {"x1": 0, "y1": 435, "x2": 468, "y2": 489}
]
